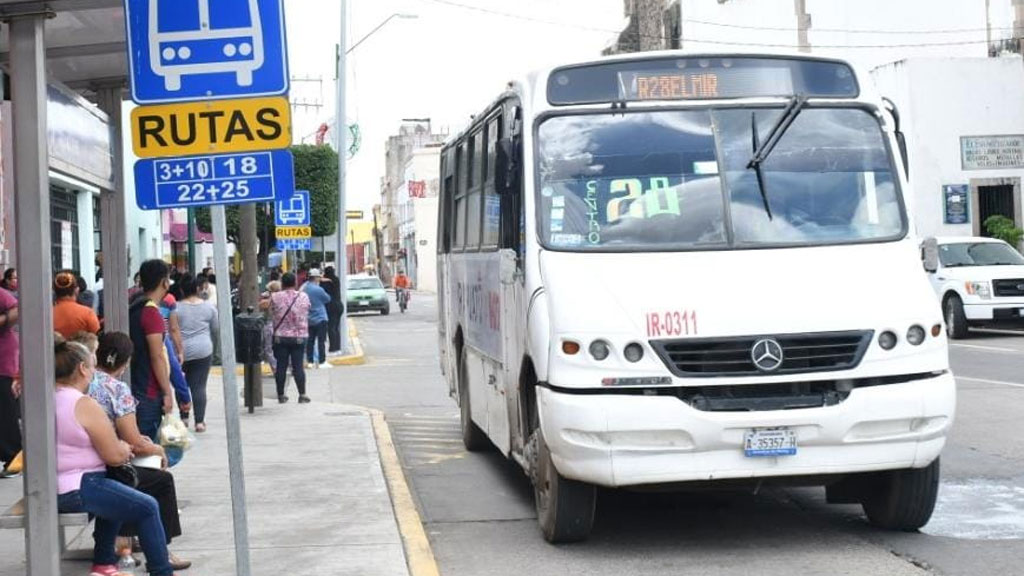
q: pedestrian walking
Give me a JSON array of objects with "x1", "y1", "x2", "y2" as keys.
[
  {"x1": 129, "y1": 260, "x2": 176, "y2": 441},
  {"x1": 53, "y1": 270, "x2": 100, "y2": 339},
  {"x1": 159, "y1": 292, "x2": 192, "y2": 422},
  {"x1": 264, "y1": 272, "x2": 311, "y2": 404},
  {"x1": 302, "y1": 268, "x2": 331, "y2": 368},
  {"x1": 323, "y1": 266, "x2": 344, "y2": 355},
  {"x1": 176, "y1": 274, "x2": 217, "y2": 433},
  {"x1": 0, "y1": 285, "x2": 19, "y2": 477}
]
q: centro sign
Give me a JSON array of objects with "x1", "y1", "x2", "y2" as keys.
[{"x1": 130, "y1": 97, "x2": 290, "y2": 158}]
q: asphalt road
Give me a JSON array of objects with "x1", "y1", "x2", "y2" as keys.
[{"x1": 328, "y1": 298, "x2": 1024, "y2": 576}]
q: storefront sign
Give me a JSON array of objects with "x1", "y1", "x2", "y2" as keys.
[
  {"x1": 943, "y1": 184, "x2": 970, "y2": 224},
  {"x1": 961, "y1": 135, "x2": 1024, "y2": 170}
]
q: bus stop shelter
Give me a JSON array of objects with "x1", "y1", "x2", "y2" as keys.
[{"x1": 0, "y1": 1, "x2": 129, "y2": 574}]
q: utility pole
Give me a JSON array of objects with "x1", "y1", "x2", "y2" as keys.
[
  {"x1": 1015, "y1": 0, "x2": 1024, "y2": 54},
  {"x1": 336, "y1": 0, "x2": 350, "y2": 354},
  {"x1": 795, "y1": 0, "x2": 811, "y2": 53}
]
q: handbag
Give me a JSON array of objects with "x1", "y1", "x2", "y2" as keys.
[
  {"x1": 272, "y1": 292, "x2": 301, "y2": 345},
  {"x1": 106, "y1": 464, "x2": 139, "y2": 488}
]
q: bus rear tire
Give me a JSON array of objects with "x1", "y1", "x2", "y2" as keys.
[
  {"x1": 458, "y1": 348, "x2": 488, "y2": 452},
  {"x1": 533, "y1": 429, "x2": 596, "y2": 543},
  {"x1": 862, "y1": 458, "x2": 940, "y2": 532}
]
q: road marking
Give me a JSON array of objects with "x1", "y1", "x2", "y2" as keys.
[
  {"x1": 957, "y1": 376, "x2": 1024, "y2": 389},
  {"x1": 370, "y1": 410, "x2": 441, "y2": 576},
  {"x1": 951, "y1": 343, "x2": 1020, "y2": 353}
]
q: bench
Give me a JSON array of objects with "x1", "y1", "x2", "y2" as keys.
[{"x1": 0, "y1": 498, "x2": 92, "y2": 559}]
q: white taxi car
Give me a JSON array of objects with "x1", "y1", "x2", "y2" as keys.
[{"x1": 925, "y1": 236, "x2": 1024, "y2": 338}]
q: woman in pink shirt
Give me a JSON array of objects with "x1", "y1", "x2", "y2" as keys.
[
  {"x1": 54, "y1": 335, "x2": 176, "y2": 576},
  {"x1": 262, "y1": 272, "x2": 311, "y2": 404}
]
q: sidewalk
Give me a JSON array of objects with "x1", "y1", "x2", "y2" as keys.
[{"x1": 0, "y1": 364, "x2": 411, "y2": 575}]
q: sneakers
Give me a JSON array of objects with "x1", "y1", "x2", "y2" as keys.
[
  {"x1": 278, "y1": 395, "x2": 289, "y2": 404},
  {"x1": 306, "y1": 362, "x2": 316, "y2": 369},
  {"x1": 298, "y1": 395, "x2": 311, "y2": 404},
  {"x1": 318, "y1": 362, "x2": 331, "y2": 369}
]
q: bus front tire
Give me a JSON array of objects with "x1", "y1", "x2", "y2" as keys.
[
  {"x1": 862, "y1": 458, "x2": 940, "y2": 532},
  {"x1": 532, "y1": 429, "x2": 596, "y2": 543},
  {"x1": 458, "y1": 348, "x2": 488, "y2": 452}
]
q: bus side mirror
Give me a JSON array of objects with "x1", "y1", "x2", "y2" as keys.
[
  {"x1": 922, "y1": 237, "x2": 939, "y2": 273},
  {"x1": 495, "y1": 138, "x2": 514, "y2": 195},
  {"x1": 882, "y1": 97, "x2": 909, "y2": 177}
]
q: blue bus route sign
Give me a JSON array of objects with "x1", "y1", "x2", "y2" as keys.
[
  {"x1": 276, "y1": 238, "x2": 312, "y2": 251},
  {"x1": 134, "y1": 149, "x2": 295, "y2": 210},
  {"x1": 124, "y1": 0, "x2": 290, "y2": 105},
  {"x1": 274, "y1": 189, "x2": 310, "y2": 227}
]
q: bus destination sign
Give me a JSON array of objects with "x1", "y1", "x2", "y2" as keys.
[{"x1": 548, "y1": 57, "x2": 859, "y2": 106}]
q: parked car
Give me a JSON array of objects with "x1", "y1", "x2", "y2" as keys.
[
  {"x1": 346, "y1": 274, "x2": 389, "y2": 315},
  {"x1": 924, "y1": 236, "x2": 1024, "y2": 338}
]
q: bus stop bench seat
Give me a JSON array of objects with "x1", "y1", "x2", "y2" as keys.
[{"x1": 0, "y1": 498, "x2": 92, "y2": 559}]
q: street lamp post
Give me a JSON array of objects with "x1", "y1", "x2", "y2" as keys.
[{"x1": 336, "y1": 7, "x2": 416, "y2": 354}]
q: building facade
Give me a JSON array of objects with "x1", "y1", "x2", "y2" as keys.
[
  {"x1": 379, "y1": 120, "x2": 447, "y2": 287},
  {"x1": 604, "y1": 0, "x2": 681, "y2": 55}
]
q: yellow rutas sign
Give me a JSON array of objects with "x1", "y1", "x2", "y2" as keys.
[
  {"x1": 131, "y1": 97, "x2": 291, "y2": 158},
  {"x1": 275, "y1": 225, "x2": 312, "y2": 239}
]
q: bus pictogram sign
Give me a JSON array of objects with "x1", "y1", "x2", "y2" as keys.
[{"x1": 124, "y1": 0, "x2": 290, "y2": 105}]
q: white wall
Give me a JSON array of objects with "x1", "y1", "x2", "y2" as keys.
[
  {"x1": 414, "y1": 197, "x2": 439, "y2": 293},
  {"x1": 122, "y1": 101, "x2": 164, "y2": 276},
  {"x1": 872, "y1": 57, "x2": 1024, "y2": 238},
  {"x1": 680, "y1": 0, "x2": 998, "y2": 70}
]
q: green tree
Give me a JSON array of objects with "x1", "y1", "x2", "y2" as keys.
[
  {"x1": 983, "y1": 215, "x2": 1024, "y2": 249},
  {"x1": 195, "y1": 144, "x2": 340, "y2": 261}
]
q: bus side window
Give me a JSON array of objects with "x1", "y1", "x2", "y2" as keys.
[
  {"x1": 438, "y1": 150, "x2": 453, "y2": 254},
  {"x1": 482, "y1": 114, "x2": 502, "y2": 248},
  {"x1": 454, "y1": 143, "x2": 468, "y2": 250},
  {"x1": 466, "y1": 129, "x2": 484, "y2": 249},
  {"x1": 501, "y1": 104, "x2": 524, "y2": 259}
]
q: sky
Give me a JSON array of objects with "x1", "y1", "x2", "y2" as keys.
[{"x1": 283, "y1": 0, "x2": 626, "y2": 213}]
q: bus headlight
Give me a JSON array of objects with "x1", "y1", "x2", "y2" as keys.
[
  {"x1": 965, "y1": 281, "x2": 991, "y2": 299},
  {"x1": 878, "y1": 331, "x2": 898, "y2": 350},
  {"x1": 589, "y1": 340, "x2": 610, "y2": 361},
  {"x1": 907, "y1": 325, "x2": 926, "y2": 346},
  {"x1": 623, "y1": 343, "x2": 644, "y2": 363}
]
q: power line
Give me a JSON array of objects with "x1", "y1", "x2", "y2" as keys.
[
  {"x1": 414, "y1": 0, "x2": 1011, "y2": 49},
  {"x1": 684, "y1": 18, "x2": 1017, "y2": 36}
]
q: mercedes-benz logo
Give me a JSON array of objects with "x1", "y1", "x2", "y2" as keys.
[
  {"x1": 751, "y1": 338, "x2": 784, "y2": 372},
  {"x1": 1017, "y1": 283, "x2": 1024, "y2": 292}
]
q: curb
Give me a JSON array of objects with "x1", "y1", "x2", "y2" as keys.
[
  {"x1": 368, "y1": 409, "x2": 441, "y2": 576},
  {"x1": 327, "y1": 321, "x2": 366, "y2": 366},
  {"x1": 210, "y1": 320, "x2": 366, "y2": 375}
]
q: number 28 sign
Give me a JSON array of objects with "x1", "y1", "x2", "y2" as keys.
[{"x1": 133, "y1": 149, "x2": 295, "y2": 210}]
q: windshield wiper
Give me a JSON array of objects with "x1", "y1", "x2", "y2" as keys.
[{"x1": 745, "y1": 95, "x2": 809, "y2": 220}]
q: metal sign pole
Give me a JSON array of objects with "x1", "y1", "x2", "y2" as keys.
[
  {"x1": 211, "y1": 205, "x2": 252, "y2": 576},
  {"x1": 336, "y1": 0, "x2": 349, "y2": 353}
]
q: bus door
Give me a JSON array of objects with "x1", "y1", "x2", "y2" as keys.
[{"x1": 497, "y1": 104, "x2": 527, "y2": 454}]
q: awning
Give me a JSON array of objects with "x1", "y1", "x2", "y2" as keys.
[{"x1": 167, "y1": 222, "x2": 214, "y2": 244}]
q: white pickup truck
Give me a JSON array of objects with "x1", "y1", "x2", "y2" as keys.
[{"x1": 924, "y1": 236, "x2": 1024, "y2": 338}]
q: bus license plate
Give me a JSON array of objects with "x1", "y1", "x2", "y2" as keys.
[
  {"x1": 359, "y1": 301, "x2": 369, "y2": 306},
  {"x1": 744, "y1": 428, "x2": 797, "y2": 457}
]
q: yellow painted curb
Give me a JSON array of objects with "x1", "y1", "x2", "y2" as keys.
[
  {"x1": 370, "y1": 410, "x2": 441, "y2": 576},
  {"x1": 210, "y1": 364, "x2": 273, "y2": 377},
  {"x1": 327, "y1": 320, "x2": 366, "y2": 366}
]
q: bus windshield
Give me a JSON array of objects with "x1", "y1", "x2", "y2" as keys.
[{"x1": 536, "y1": 107, "x2": 906, "y2": 251}]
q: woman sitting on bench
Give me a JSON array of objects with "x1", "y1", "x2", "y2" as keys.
[{"x1": 53, "y1": 334, "x2": 178, "y2": 576}]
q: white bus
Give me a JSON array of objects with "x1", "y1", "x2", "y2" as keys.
[
  {"x1": 436, "y1": 52, "x2": 955, "y2": 543},
  {"x1": 149, "y1": 0, "x2": 265, "y2": 91}
]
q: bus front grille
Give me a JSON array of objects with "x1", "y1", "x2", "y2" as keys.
[{"x1": 650, "y1": 331, "x2": 873, "y2": 377}]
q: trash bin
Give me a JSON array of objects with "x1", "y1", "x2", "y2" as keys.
[{"x1": 234, "y1": 310, "x2": 265, "y2": 411}]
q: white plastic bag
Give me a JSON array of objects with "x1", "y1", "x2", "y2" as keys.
[{"x1": 157, "y1": 413, "x2": 192, "y2": 451}]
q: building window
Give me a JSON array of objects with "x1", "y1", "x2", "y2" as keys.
[{"x1": 50, "y1": 185, "x2": 80, "y2": 274}]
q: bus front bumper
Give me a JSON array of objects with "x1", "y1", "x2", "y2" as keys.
[{"x1": 537, "y1": 372, "x2": 955, "y2": 488}]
